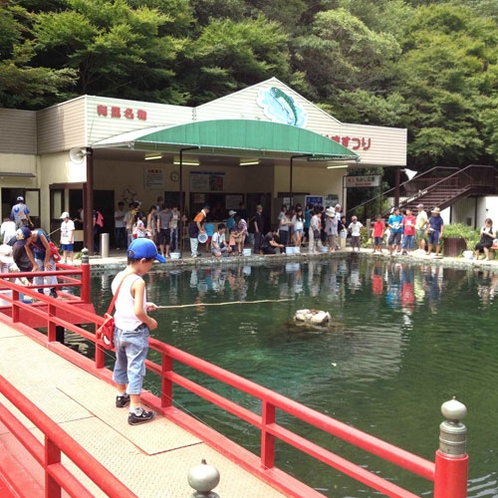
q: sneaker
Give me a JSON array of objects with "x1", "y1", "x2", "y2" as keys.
[
  {"x1": 116, "y1": 394, "x2": 130, "y2": 408},
  {"x1": 128, "y1": 407, "x2": 155, "y2": 426}
]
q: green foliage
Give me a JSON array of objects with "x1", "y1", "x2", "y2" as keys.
[
  {"x1": 443, "y1": 223, "x2": 480, "y2": 251},
  {"x1": 184, "y1": 16, "x2": 290, "y2": 103},
  {"x1": 392, "y1": 4, "x2": 498, "y2": 168}
]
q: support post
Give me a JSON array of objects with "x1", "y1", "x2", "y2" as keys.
[
  {"x1": 434, "y1": 397, "x2": 468, "y2": 498},
  {"x1": 80, "y1": 248, "x2": 90, "y2": 303}
]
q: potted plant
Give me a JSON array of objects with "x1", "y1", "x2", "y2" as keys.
[{"x1": 441, "y1": 223, "x2": 479, "y2": 257}]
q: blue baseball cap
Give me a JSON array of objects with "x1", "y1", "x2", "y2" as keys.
[{"x1": 127, "y1": 238, "x2": 165, "y2": 263}]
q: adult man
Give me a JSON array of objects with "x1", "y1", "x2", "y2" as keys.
[
  {"x1": 189, "y1": 205, "x2": 210, "y2": 258},
  {"x1": 1, "y1": 216, "x2": 17, "y2": 245},
  {"x1": 261, "y1": 228, "x2": 284, "y2": 255},
  {"x1": 415, "y1": 203, "x2": 428, "y2": 251},
  {"x1": 114, "y1": 201, "x2": 127, "y2": 250},
  {"x1": 426, "y1": 207, "x2": 444, "y2": 257},
  {"x1": 156, "y1": 204, "x2": 173, "y2": 258},
  {"x1": 253, "y1": 205, "x2": 265, "y2": 254},
  {"x1": 211, "y1": 223, "x2": 232, "y2": 257},
  {"x1": 10, "y1": 196, "x2": 33, "y2": 229}
]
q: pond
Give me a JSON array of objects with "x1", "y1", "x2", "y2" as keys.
[{"x1": 91, "y1": 256, "x2": 498, "y2": 497}]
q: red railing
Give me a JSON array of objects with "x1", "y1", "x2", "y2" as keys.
[
  {"x1": 0, "y1": 264, "x2": 468, "y2": 498},
  {"x1": 0, "y1": 375, "x2": 138, "y2": 498}
]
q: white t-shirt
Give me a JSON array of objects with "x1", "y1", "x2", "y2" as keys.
[
  {"x1": 348, "y1": 221, "x2": 363, "y2": 237},
  {"x1": 114, "y1": 209, "x2": 125, "y2": 228},
  {"x1": 212, "y1": 231, "x2": 226, "y2": 248},
  {"x1": 60, "y1": 219, "x2": 75, "y2": 245}
]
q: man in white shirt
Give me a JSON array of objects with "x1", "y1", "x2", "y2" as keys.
[
  {"x1": 415, "y1": 203, "x2": 428, "y2": 251},
  {"x1": 1, "y1": 217, "x2": 17, "y2": 245},
  {"x1": 211, "y1": 223, "x2": 231, "y2": 257}
]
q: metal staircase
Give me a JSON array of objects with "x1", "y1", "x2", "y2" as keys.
[
  {"x1": 393, "y1": 165, "x2": 498, "y2": 213},
  {"x1": 349, "y1": 165, "x2": 498, "y2": 218}
]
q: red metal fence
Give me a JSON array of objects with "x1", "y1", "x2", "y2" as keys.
[{"x1": 0, "y1": 262, "x2": 468, "y2": 498}]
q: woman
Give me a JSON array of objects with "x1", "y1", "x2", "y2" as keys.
[
  {"x1": 234, "y1": 215, "x2": 248, "y2": 255},
  {"x1": 278, "y1": 205, "x2": 291, "y2": 247},
  {"x1": 474, "y1": 218, "x2": 494, "y2": 261},
  {"x1": 292, "y1": 207, "x2": 304, "y2": 247},
  {"x1": 146, "y1": 205, "x2": 157, "y2": 243}
]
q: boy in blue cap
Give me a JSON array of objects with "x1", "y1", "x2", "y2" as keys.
[{"x1": 112, "y1": 238, "x2": 165, "y2": 425}]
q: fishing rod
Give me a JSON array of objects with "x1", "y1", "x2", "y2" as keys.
[{"x1": 156, "y1": 298, "x2": 292, "y2": 309}]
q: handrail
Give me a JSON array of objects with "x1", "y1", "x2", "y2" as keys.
[
  {"x1": 0, "y1": 375, "x2": 138, "y2": 498},
  {"x1": 349, "y1": 164, "x2": 498, "y2": 217},
  {"x1": 0, "y1": 272, "x2": 465, "y2": 498}
]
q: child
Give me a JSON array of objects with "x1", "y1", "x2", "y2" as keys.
[
  {"x1": 348, "y1": 216, "x2": 363, "y2": 252},
  {"x1": 60, "y1": 211, "x2": 75, "y2": 264},
  {"x1": 228, "y1": 227, "x2": 237, "y2": 255},
  {"x1": 133, "y1": 219, "x2": 147, "y2": 239},
  {"x1": 112, "y1": 238, "x2": 165, "y2": 425},
  {"x1": 372, "y1": 215, "x2": 385, "y2": 254},
  {"x1": 401, "y1": 208, "x2": 416, "y2": 255}
]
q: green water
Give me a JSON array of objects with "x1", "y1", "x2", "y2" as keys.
[{"x1": 92, "y1": 257, "x2": 498, "y2": 497}]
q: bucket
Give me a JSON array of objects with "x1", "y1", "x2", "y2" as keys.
[
  {"x1": 242, "y1": 248, "x2": 252, "y2": 257},
  {"x1": 170, "y1": 252, "x2": 181, "y2": 259},
  {"x1": 285, "y1": 246, "x2": 294, "y2": 255},
  {"x1": 198, "y1": 233, "x2": 208, "y2": 244},
  {"x1": 320, "y1": 245, "x2": 329, "y2": 253},
  {"x1": 463, "y1": 250, "x2": 473, "y2": 260}
]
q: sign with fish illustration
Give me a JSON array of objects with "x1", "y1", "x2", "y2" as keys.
[{"x1": 257, "y1": 87, "x2": 307, "y2": 127}]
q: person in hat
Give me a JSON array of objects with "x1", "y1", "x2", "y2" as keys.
[
  {"x1": 226, "y1": 210, "x2": 237, "y2": 233},
  {"x1": 111, "y1": 237, "x2": 165, "y2": 426},
  {"x1": 426, "y1": 207, "x2": 444, "y2": 257},
  {"x1": 415, "y1": 203, "x2": 428, "y2": 251},
  {"x1": 10, "y1": 196, "x2": 33, "y2": 229},
  {"x1": 60, "y1": 212, "x2": 75, "y2": 264},
  {"x1": 16, "y1": 226, "x2": 58, "y2": 298},
  {"x1": 324, "y1": 206, "x2": 339, "y2": 251},
  {"x1": 0, "y1": 244, "x2": 17, "y2": 274}
]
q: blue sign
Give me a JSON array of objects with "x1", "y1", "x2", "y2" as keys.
[{"x1": 305, "y1": 195, "x2": 324, "y2": 207}]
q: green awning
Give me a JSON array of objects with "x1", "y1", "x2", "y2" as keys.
[{"x1": 94, "y1": 119, "x2": 358, "y2": 160}]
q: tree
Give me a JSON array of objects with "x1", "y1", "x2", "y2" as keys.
[
  {"x1": 183, "y1": 16, "x2": 291, "y2": 104},
  {"x1": 0, "y1": 4, "x2": 76, "y2": 108},
  {"x1": 392, "y1": 4, "x2": 498, "y2": 169},
  {"x1": 291, "y1": 9, "x2": 401, "y2": 107},
  {"x1": 29, "y1": 0, "x2": 194, "y2": 103}
]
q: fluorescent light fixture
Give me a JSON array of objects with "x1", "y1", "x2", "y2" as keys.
[
  {"x1": 173, "y1": 159, "x2": 199, "y2": 166},
  {"x1": 145, "y1": 153, "x2": 163, "y2": 161},
  {"x1": 239, "y1": 159, "x2": 260, "y2": 166},
  {"x1": 327, "y1": 164, "x2": 349, "y2": 170}
]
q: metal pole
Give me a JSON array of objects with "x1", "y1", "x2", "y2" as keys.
[
  {"x1": 434, "y1": 397, "x2": 468, "y2": 498},
  {"x1": 179, "y1": 147, "x2": 200, "y2": 255},
  {"x1": 84, "y1": 147, "x2": 94, "y2": 255}
]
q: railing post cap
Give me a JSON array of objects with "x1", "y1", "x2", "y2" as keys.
[
  {"x1": 188, "y1": 459, "x2": 220, "y2": 497},
  {"x1": 441, "y1": 397, "x2": 467, "y2": 423}
]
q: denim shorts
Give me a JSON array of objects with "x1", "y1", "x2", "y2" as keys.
[{"x1": 112, "y1": 324, "x2": 149, "y2": 395}]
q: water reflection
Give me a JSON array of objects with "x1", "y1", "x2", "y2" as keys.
[{"x1": 90, "y1": 257, "x2": 498, "y2": 498}]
